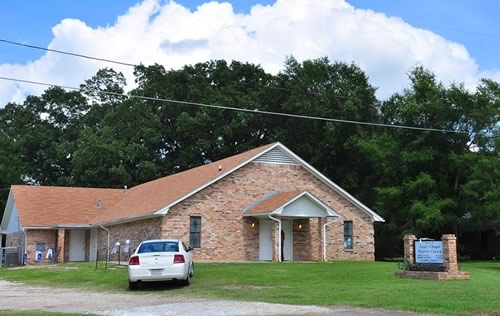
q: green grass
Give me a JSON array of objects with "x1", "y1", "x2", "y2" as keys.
[{"x1": 1, "y1": 261, "x2": 499, "y2": 315}]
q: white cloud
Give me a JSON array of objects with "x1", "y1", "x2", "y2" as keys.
[{"x1": 0, "y1": 0, "x2": 498, "y2": 106}]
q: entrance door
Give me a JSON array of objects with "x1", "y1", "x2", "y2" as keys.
[
  {"x1": 259, "y1": 219, "x2": 272, "y2": 261},
  {"x1": 69, "y1": 230, "x2": 86, "y2": 261},
  {"x1": 282, "y1": 220, "x2": 293, "y2": 261}
]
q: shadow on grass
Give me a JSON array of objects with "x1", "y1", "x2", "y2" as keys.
[{"x1": 128, "y1": 280, "x2": 187, "y2": 292}]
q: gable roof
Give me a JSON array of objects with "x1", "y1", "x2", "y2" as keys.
[
  {"x1": 244, "y1": 190, "x2": 339, "y2": 218},
  {"x1": 2, "y1": 142, "x2": 384, "y2": 229},
  {"x1": 91, "y1": 143, "x2": 276, "y2": 224},
  {"x1": 245, "y1": 191, "x2": 304, "y2": 215},
  {"x1": 8, "y1": 185, "x2": 124, "y2": 228}
]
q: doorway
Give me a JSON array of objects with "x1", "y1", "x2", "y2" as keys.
[
  {"x1": 281, "y1": 220, "x2": 293, "y2": 261},
  {"x1": 68, "y1": 230, "x2": 86, "y2": 261}
]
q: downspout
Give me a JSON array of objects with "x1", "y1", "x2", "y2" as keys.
[
  {"x1": 268, "y1": 214, "x2": 281, "y2": 262},
  {"x1": 99, "y1": 224, "x2": 110, "y2": 262},
  {"x1": 323, "y1": 217, "x2": 339, "y2": 262}
]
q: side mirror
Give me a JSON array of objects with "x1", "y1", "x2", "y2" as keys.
[{"x1": 188, "y1": 246, "x2": 194, "y2": 252}]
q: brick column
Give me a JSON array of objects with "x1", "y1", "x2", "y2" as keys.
[
  {"x1": 403, "y1": 234, "x2": 417, "y2": 264},
  {"x1": 442, "y1": 234, "x2": 458, "y2": 273},
  {"x1": 57, "y1": 229, "x2": 65, "y2": 263},
  {"x1": 271, "y1": 221, "x2": 279, "y2": 262}
]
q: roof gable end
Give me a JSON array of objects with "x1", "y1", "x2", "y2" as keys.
[{"x1": 155, "y1": 142, "x2": 383, "y2": 222}]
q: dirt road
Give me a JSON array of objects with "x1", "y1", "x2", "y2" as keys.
[{"x1": 0, "y1": 280, "x2": 435, "y2": 316}]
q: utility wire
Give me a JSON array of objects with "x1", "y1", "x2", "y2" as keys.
[
  {"x1": 0, "y1": 75, "x2": 478, "y2": 136},
  {"x1": 0, "y1": 38, "x2": 360, "y2": 101},
  {"x1": 0, "y1": 39, "x2": 135, "y2": 67}
]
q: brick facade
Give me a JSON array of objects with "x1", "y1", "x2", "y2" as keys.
[
  {"x1": 5, "y1": 231, "x2": 25, "y2": 249},
  {"x1": 160, "y1": 162, "x2": 375, "y2": 262},
  {"x1": 96, "y1": 217, "x2": 162, "y2": 261},
  {"x1": 25, "y1": 229, "x2": 57, "y2": 265},
  {"x1": 17, "y1": 161, "x2": 376, "y2": 264}
]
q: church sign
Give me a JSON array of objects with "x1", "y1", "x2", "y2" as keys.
[{"x1": 414, "y1": 240, "x2": 443, "y2": 264}]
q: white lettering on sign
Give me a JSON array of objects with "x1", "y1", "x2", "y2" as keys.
[{"x1": 415, "y1": 241, "x2": 443, "y2": 263}]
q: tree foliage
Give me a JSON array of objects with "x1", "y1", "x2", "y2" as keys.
[{"x1": 0, "y1": 60, "x2": 498, "y2": 257}]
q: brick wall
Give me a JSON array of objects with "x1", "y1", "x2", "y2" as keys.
[
  {"x1": 5, "y1": 231, "x2": 25, "y2": 248},
  {"x1": 163, "y1": 162, "x2": 375, "y2": 261},
  {"x1": 97, "y1": 217, "x2": 162, "y2": 261},
  {"x1": 25, "y1": 229, "x2": 57, "y2": 265}
]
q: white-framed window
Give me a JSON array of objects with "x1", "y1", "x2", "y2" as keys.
[
  {"x1": 189, "y1": 216, "x2": 201, "y2": 248},
  {"x1": 344, "y1": 221, "x2": 353, "y2": 250}
]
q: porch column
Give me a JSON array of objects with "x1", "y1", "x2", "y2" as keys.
[
  {"x1": 57, "y1": 229, "x2": 65, "y2": 263},
  {"x1": 270, "y1": 220, "x2": 284, "y2": 262}
]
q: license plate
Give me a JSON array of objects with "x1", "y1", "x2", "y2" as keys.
[{"x1": 150, "y1": 269, "x2": 163, "y2": 276}]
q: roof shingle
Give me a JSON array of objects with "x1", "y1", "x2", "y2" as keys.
[{"x1": 12, "y1": 143, "x2": 276, "y2": 227}]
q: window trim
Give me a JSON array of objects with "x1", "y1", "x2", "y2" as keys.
[
  {"x1": 189, "y1": 216, "x2": 201, "y2": 248},
  {"x1": 343, "y1": 221, "x2": 353, "y2": 250}
]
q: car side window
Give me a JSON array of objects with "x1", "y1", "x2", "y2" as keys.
[{"x1": 182, "y1": 242, "x2": 188, "y2": 252}]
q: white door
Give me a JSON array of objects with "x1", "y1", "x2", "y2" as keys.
[
  {"x1": 282, "y1": 220, "x2": 293, "y2": 261},
  {"x1": 69, "y1": 230, "x2": 86, "y2": 261},
  {"x1": 89, "y1": 229, "x2": 97, "y2": 262},
  {"x1": 259, "y1": 219, "x2": 273, "y2": 261}
]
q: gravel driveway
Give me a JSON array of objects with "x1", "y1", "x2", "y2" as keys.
[{"x1": 0, "y1": 280, "x2": 435, "y2": 316}]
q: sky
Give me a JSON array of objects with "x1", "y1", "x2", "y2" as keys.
[{"x1": 0, "y1": 0, "x2": 499, "y2": 106}]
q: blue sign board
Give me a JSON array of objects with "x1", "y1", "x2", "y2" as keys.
[{"x1": 414, "y1": 240, "x2": 443, "y2": 264}]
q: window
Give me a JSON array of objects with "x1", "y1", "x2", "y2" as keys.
[
  {"x1": 137, "y1": 241, "x2": 179, "y2": 253},
  {"x1": 190, "y1": 216, "x2": 201, "y2": 248},
  {"x1": 344, "y1": 221, "x2": 353, "y2": 250}
]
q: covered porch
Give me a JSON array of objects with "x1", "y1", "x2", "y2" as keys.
[{"x1": 244, "y1": 191, "x2": 340, "y2": 262}]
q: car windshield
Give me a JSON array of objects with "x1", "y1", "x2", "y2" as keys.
[{"x1": 138, "y1": 241, "x2": 179, "y2": 253}]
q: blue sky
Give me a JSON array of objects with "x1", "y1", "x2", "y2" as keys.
[
  {"x1": 1, "y1": 0, "x2": 499, "y2": 105},
  {"x1": 1, "y1": 0, "x2": 498, "y2": 69}
]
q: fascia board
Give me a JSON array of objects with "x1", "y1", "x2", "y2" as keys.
[
  {"x1": 22, "y1": 226, "x2": 53, "y2": 230},
  {"x1": 271, "y1": 191, "x2": 340, "y2": 218},
  {"x1": 271, "y1": 207, "x2": 284, "y2": 215},
  {"x1": 98, "y1": 213, "x2": 164, "y2": 226},
  {"x1": 155, "y1": 143, "x2": 282, "y2": 214},
  {"x1": 0, "y1": 191, "x2": 15, "y2": 233},
  {"x1": 277, "y1": 145, "x2": 385, "y2": 222}
]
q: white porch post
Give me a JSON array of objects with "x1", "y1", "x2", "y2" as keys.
[
  {"x1": 323, "y1": 217, "x2": 338, "y2": 261},
  {"x1": 268, "y1": 214, "x2": 281, "y2": 262}
]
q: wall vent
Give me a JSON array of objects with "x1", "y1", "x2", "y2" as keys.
[{"x1": 253, "y1": 147, "x2": 299, "y2": 165}]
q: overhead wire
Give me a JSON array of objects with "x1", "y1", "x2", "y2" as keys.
[
  {"x1": 0, "y1": 75, "x2": 484, "y2": 136},
  {"x1": 0, "y1": 38, "x2": 359, "y2": 101}
]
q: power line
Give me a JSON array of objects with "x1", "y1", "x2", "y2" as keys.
[
  {"x1": 0, "y1": 75, "x2": 478, "y2": 136},
  {"x1": 0, "y1": 39, "x2": 135, "y2": 67},
  {"x1": 0, "y1": 38, "x2": 360, "y2": 101}
]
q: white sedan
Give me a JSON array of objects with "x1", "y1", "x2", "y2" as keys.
[{"x1": 128, "y1": 239, "x2": 194, "y2": 289}]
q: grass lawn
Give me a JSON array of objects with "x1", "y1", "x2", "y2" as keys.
[{"x1": 1, "y1": 261, "x2": 499, "y2": 315}]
